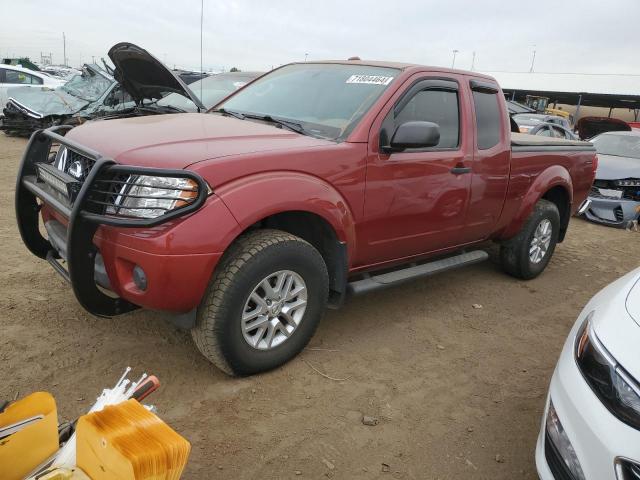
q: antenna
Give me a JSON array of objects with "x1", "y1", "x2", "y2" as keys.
[{"x1": 200, "y1": 0, "x2": 204, "y2": 112}]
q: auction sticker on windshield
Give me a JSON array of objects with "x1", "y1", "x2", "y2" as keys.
[{"x1": 346, "y1": 75, "x2": 394, "y2": 85}]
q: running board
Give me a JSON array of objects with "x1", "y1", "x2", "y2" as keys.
[{"x1": 347, "y1": 250, "x2": 489, "y2": 296}]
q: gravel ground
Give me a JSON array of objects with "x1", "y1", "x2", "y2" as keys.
[{"x1": 2, "y1": 132, "x2": 639, "y2": 479}]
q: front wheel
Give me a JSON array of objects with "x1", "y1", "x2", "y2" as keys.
[
  {"x1": 191, "y1": 229, "x2": 329, "y2": 376},
  {"x1": 499, "y1": 199, "x2": 560, "y2": 280}
]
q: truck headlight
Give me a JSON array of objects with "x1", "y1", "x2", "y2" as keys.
[
  {"x1": 575, "y1": 311, "x2": 640, "y2": 430},
  {"x1": 109, "y1": 175, "x2": 209, "y2": 219}
]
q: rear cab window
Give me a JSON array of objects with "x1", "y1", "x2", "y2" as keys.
[{"x1": 471, "y1": 81, "x2": 502, "y2": 150}]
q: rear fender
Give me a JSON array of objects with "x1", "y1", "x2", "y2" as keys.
[
  {"x1": 500, "y1": 165, "x2": 573, "y2": 240},
  {"x1": 215, "y1": 171, "x2": 357, "y2": 262}
]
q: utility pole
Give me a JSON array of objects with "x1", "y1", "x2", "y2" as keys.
[
  {"x1": 471, "y1": 51, "x2": 476, "y2": 71},
  {"x1": 304, "y1": 53, "x2": 309, "y2": 62},
  {"x1": 92, "y1": 56, "x2": 95, "y2": 64},
  {"x1": 63, "y1": 32, "x2": 67, "y2": 66},
  {"x1": 451, "y1": 49, "x2": 459, "y2": 68},
  {"x1": 529, "y1": 45, "x2": 536, "y2": 73}
]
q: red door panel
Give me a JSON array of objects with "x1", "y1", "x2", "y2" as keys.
[{"x1": 356, "y1": 73, "x2": 475, "y2": 267}]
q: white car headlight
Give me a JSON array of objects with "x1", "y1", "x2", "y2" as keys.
[
  {"x1": 546, "y1": 400, "x2": 585, "y2": 480},
  {"x1": 575, "y1": 312, "x2": 640, "y2": 430},
  {"x1": 108, "y1": 175, "x2": 206, "y2": 219}
]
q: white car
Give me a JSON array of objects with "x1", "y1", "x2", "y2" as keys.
[
  {"x1": 536, "y1": 267, "x2": 640, "y2": 479},
  {"x1": 0, "y1": 64, "x2": 64, "y2": 116}
]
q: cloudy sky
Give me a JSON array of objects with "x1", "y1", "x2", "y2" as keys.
[{"x1": 2, "y1": 0, "x2": 638, "y2": 74}]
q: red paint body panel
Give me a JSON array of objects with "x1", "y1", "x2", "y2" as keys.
[{"x1": 49, "y1": 63, "x2": 595, "y2": 314}]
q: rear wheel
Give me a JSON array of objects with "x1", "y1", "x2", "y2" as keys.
[
  {"x1": 499, "y1": 199, "x2": 560, "y2": 280},
  {"x1": 191, "y1": 229, "x2": 328, "y2": 376}
]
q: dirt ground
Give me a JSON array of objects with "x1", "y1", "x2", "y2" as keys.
[{"x1": 1, "y1": 132, "x2": 639, "y2": 480}]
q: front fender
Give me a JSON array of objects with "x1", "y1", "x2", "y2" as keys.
[
  {"x1": 499, "y1": 165, "x2": 573, "y2": 240},
  {"x1": 215, "y1": 171, "x2": 357, "y2": 260}
]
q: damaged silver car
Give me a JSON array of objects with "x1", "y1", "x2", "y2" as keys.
[
  {"x1": 583, "y1": 131, "x2": 640, "y2": 228},
  {"x1": 1, "y1": 43, "x2": 205, "y2": 135},
  {"x1": 1, "y1": 64, "x2": 130, "y2": 134}
]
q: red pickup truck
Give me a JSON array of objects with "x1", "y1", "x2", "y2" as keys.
[{"x1": 16, "y1": 53, "x2": 597, "y2": 375}]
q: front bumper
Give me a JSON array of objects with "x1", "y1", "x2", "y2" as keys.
[
  {"x1": 1, "y1": 101, "x2": 57, "y2": 135},
  {"x1": 583, "y1": 195, "x2": 640, "y2": 228},
  {"x1": 15, "y1": 126, "x2": 214, "y2": 319},
  {"x1": 535, "y1": 313, "x2": 640, "y2": 479}
]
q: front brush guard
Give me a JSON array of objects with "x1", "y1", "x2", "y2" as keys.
[{"x1": 15, "y1": 125, "x2": 208, "y2": 317}]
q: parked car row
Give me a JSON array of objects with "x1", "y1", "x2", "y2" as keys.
[{"x1": 0, "y1": 43, "x2": 262, "y2": 135}]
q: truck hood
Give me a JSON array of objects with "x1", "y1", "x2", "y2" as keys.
[
  {"x1": 108, "y1": 42, "x2": 205, "y2": 110},
  {"x1": 588, "y1": 268, "x2": 640, "y2": 382},
  {"x1": 66, "y1": 112, "x2": 335, "y2": 168},
  {"x1": 595, "y1": 154, "x2": 640, "y2": 180},
  {"x1": 7, "y1": 86, "x2": 89, "y2": 118}
]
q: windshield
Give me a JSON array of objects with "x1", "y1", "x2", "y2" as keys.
[
  {"x1": 61, "y1": 68, "x2": 112, "y2": 101},
  {"x1": 217, "y1": 63, "x2": 399, "y2": 140},
  {"x1": 157, "y1": 73, "x2": 258, "y2": 111},
  {"x1": 592, "y1": 134, "x2": 640, "y2": 159}
]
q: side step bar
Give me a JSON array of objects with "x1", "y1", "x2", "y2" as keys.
[{"x1": 347, "y1": 250, "x2": 489, "y2": 296}]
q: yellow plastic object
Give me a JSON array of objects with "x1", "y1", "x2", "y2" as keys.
[
  {"x1": 0, "y1": 392, "x2": 59, "y2": 480},
  {"x1": 36, "y1": 467, "x2": 91, "y2": 480},
  {"x1": 76, "y1": 399, "x2": 190, "y2": 480}
]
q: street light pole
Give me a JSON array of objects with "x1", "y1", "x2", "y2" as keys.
[
  {"x1": 451, "y1": 49, "x2": 459, "y2": 68},
  {"x1": 63, "y1": 32, "x2": 67, "y2": 67},
  {"x1": 471, "y1": 51, "x2": 476, "y2": 71},
  {"x1": 304, "y1": 53, "x2": 308, "y2": 62},
  {"x1": 529, "y1": 46, "x2": 537, "y2": 73}
]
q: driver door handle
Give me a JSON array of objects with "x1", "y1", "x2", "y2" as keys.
[{"x1": 450, "y1": 165, "x2": 472, "y2": 175}]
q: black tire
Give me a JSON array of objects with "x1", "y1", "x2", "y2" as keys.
[
  {"x1": 499, "y1": 199, "x2": 560, "y2": 280},
  {"x1": 191, "y1": 229, "x2": 329, "y2": 376}
]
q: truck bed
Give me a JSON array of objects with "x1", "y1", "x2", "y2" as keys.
[{"x1": 511, "y1": 132, "x2": 594, "y2": 150}]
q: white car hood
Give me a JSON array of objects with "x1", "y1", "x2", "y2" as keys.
[{"x1": 586, "y1": 267, "x2": 640, "y2": 381}]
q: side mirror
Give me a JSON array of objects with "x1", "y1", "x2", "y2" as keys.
[{"x1": 384, "y1": 121, "x2": 440, "y2": 152}]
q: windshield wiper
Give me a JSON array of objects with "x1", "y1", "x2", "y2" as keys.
[
  {"x1": 211, "y1": 108, "x2": 245, "y2": 120},
  {"x1": 157, "y1": 104, "x2": 187, "y2": 113},
  {"x1": 244, "y1": 113, "x2": 310, "y2": 136}
]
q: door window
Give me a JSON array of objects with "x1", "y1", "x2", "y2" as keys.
[
  {"x1": 5, "y1": 70, "x2": 42, "y2": 85},
  {"x1": 386, "y1": 88, "x2": 460, "y2": 149},
  {"x1": 536, "y1": 126, "x2": 552, "y2": 137}
]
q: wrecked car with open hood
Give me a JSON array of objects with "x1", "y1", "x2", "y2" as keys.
[
  {"x1": 1, "y1": 43, "x2": 205, "y2": 135},
  {"x1": 1, "y1": 64, "x2": 128, "y2": 134},
  {"x1": 583, "y1": 130, "x2": 640, "y2": 228}
]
